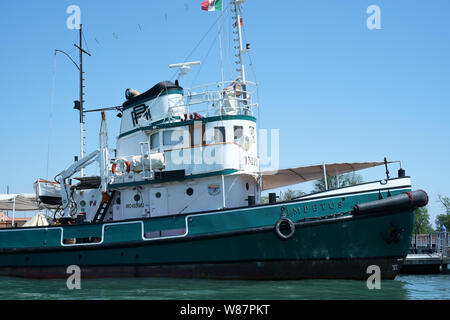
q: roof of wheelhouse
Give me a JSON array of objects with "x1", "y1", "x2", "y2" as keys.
[{"x1": 122, "y1": 81, "x2": 184, "y2": 109}]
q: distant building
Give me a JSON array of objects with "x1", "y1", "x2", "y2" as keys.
[{"x1": 0, "y1": 211, "x2": 31, "y2": 228}]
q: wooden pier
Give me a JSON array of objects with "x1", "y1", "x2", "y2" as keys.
[{"x1": 401, "y1": 232, "x2": 449, "y2": 274}]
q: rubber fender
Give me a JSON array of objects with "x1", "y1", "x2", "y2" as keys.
[{"x1": 353, "y1": 190, "x2": 428, "y2": 216}]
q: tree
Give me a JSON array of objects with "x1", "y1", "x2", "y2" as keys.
[
  {"x1": 281, "y1": 189, "x2": 306, "y2": 201},
  {"x1": 261, "y1": 195, "x2": 269, "y2": 204},
  {"x1": 261, "y1": 189, "x2": 306, "y2": 204},
  {"x1": 438, "y1": 194, "x2": 450, "y2": 215},
  {"x1": 435, "y1": 194, "x2": 450, "y2": 230},
  {"x1": 313, "y1": 172, "x2": 363, "y2": 192},
  {"x1": 414, "y1": 207, "x2": 433, "y2": 234}
]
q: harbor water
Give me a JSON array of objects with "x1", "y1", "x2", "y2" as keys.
[{"x1": 0, "y1": 273, "x2": 449, "y2": 300}]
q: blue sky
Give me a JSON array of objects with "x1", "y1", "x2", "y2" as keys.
[{"x1": 0, "y1": 0, "x2": 449, "y2": 226}]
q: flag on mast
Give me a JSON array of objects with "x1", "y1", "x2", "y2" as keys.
[{"x1": 201, "y1": 0, "x2": 222, "y2": 11}]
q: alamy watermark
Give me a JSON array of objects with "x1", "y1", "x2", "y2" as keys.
[
  {"x1": 66, "y1": 5, "x2": 81, "y2": 30},
  {"x1": 366, "y1": 5, "x2": 381, "y2": 30},
  {"x1": 66, "y1": 265, "x2": 81, "y2": 290},
  {"x1": 167, "y1": 128, "x2": 280, "y2": 172},
  {"x1": 366, "y1": 265, "x2": 381, "y2": 290}
]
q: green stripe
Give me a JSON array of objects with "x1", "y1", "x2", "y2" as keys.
[
  {"x1": 215, "y1": 0, "x2": 222, "y2": 11},
  {"x1": 108, "y1": 169, "x2": 238, "y2": 189},
  {"x1": 118, "y1": 115, "x2": 256, "y2": 139}
]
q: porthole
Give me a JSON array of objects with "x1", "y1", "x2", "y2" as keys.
[
  {"x1": 134, "y1": 194, "x2": 141, "y2": 202},
  {"x1": 186, "y1": 188, "x2": 194, "y2": 196},
  {"x1": 246, "y1": 183, "x2": 250, "y2": 190},
  {"x1": 155, "y1": 192, "x2": 161, "y2": 198}
]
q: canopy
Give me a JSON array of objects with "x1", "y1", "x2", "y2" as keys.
[
  {"x1": 0, "y1": 194, "x2": 42, "y2": 211},
  {"x1": 261, "y1": 161, "x2": 393, "y2": 191},
  {"x1": 23, "y1": 213, "x2": 49, "y2": 227}
]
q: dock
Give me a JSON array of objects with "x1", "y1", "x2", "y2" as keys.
[{"x1": 401, "y1": 232, "x2": 449, "y2": 274}]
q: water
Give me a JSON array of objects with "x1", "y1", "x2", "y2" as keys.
[{"x1": 0, "y1": 274, "x2": 449, "y2": 300}]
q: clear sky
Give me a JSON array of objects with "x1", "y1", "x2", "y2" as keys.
[{"x1": 0, "y1": 0, "x2": 449, "y2": 226}]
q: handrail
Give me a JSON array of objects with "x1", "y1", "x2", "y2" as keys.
[
  {"x1": 129, "y1": 80, "x2": 258, "y2": 129},
  {"x1": 411, "y1": 232, "x2": 449, "y2": 256}
]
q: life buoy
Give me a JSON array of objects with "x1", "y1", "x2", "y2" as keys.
[
  {"x1": 112, "y1": 159, "x2": 130, "y2": 175},
  {"x1": 275, "y1": 218, "x2": 295, "y2": 240}
]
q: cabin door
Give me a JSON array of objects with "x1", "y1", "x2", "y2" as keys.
[{"x1": 149, "y1": 188, "x2": 168, "y2": 217}]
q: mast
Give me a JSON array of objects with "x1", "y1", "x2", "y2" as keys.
[
  {"x1": 74, "y1": 24, "x2": 91, "y2": 176},
  {"x1": 79, "y1": 24, "x2": 84, "y2": 171},
  {"x1": 232, "y1": 0, "x2": 246, "y2": 83},
  {"x1": 232, "y1": 0, "x2": 249, "y2": 114}
]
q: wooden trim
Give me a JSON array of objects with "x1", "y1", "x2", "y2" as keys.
[
  {"x1": 37, "y1": 179, "x2": 60, "y2": 185},
  {"x1": 164, "y1": 142, "x2": 239, "y2": 153}
]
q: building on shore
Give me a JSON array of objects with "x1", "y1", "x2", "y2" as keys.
[{"x1": 0, "y1": 212, "x2": 31, "y2": 228}]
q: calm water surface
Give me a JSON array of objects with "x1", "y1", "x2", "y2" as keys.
[{"x1": 0, "y1": 274, "x2": 449, "y2": 300}]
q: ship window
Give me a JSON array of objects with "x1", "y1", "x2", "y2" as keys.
[
  {"x1": 234, "y1": 126, "x2": 243, "y2": 142},
  {"x1": 150, "y1": 133, "x2": 159, "y2": 149},
  {"x1": 163, "y1": 130, "x2": 184, "y2": 146},
  {"x1": 214, "y1": 127, "x2": 226, "y2": 143},
  {"x1": 186, "y1": 188, "x2": 194, "y2": 196},
  {"x1": 249, "y1": 126, "x2": 255, "y2": 141}
]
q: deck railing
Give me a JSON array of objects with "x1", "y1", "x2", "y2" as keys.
[
  {"x1": 411, "y1": 232, "x2": 449, "y2": 256},
  {"x1": 169, "y1": 80, "x2": 258, "y2": 120}
]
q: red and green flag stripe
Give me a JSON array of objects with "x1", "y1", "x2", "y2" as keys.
[{"x1": 201, "y1": 0, "x2": 223, "y2": 12}]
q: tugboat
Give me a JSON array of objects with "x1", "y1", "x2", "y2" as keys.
[{"x1": 0, "y1": 0, "x2": 427, "y2": 280}]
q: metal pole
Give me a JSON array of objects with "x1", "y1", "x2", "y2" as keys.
[
  {"x1": 445, "y1": 232, "x2": 448, "y2": 257},
  {"x1": 11, "y1": 196, "x2": 16, "y2": 228},
  {"x1": 221, "y1": 175, "x2": 226, "y2": 208},
  {"x1": 79, "y1": 24, "x2": 85, "y2": 176},
  {"x1": 216, "y1": 10, "x2": 224, "y2": 90},
  {"x1": 233, "y1": 0, "x2": 249, "y2": 114},
  {"x1": 234, "y1": 1, "x2": 246, "y2": 84},
  {"x1": 322, "y1": 162, "x2": 328, "y2": 191},
  {"x1": 55, "y1": 24, "x2": 90, "y2": 177}
]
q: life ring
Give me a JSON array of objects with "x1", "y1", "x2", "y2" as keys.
[
  {"x1": 112, "y1": 159, "x2": 130, "y2": 176},
  {"x1": 275, "y1": 218, "x2": 295, "y2": 240}
]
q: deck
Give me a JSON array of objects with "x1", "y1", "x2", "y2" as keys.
[{"x1": 401, "y1": 232, "x2": 449, "y2": 274}]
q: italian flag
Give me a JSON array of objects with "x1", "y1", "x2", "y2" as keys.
[{"x1": 201, "y1": 0, "x2": 222, "y2": 11}]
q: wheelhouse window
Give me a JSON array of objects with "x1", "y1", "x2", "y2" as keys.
[
  {"x1": 214, "y1": 127, "x2": 226, "y2": 143},
  {"x1": 234, "y1": 126, "x2": 243, "y2": 142},
  {"x1": 163, "y1": 130, "x2": 184, "y2": 146},
  {"x1": 150, "y1": 132, "x2": 159, "y2": 149},
  {"x1": 249, "y1": 126, "x2": 256, "y2": 142}
]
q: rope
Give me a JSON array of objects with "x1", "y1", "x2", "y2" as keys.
[
  {"x1": 171, "y1": 3, "x2": 230, "y2": 81},
  {"x1": 217, "y1": 10, "x2": 225, "y2": 90},
  {"x1": 82, "y1": 29, "x2": 91, "y2": 55},
  {"x1": 46, "y1": 52, "x2": 57, "y2": 179},
  {"x1": 188, "y1": 14, "x2": 226, "y2": 89},
  {"x1": 99, "y1": 111, "x2": 109, "y2": 149}
]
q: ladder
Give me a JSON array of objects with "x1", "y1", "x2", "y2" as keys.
[{"x1": 92, "y1": 190, "x2": 116, "y2": 223}]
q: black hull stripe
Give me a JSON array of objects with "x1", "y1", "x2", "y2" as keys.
[{"x1": 0, "y1": 255, "x2": 406, "y2": 269}]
